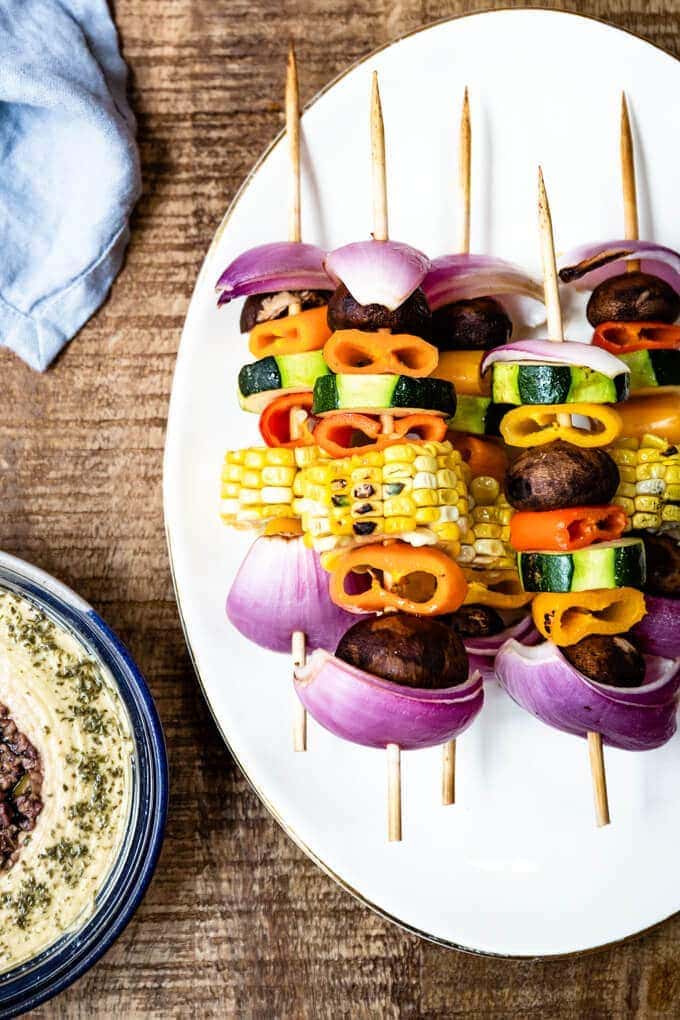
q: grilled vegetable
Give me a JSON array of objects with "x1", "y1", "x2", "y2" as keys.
[
  {"x1": 313, "y1": 374, "x2": 456, "y2": 417},
  {"x1": 633, "y1": 531, "x2": 680, "y2": 598},
  {"x1": 328, "y1": 542, "x2": 468, "y2": 616},
  {"x1": 562, "y1": 634, "x2": 645, "y2": 689},
  {"x1": 459, "y1": 476, "x2": 515, "y2": 570},
  {"x1": 518, "y1": 537, "x2": 646, "y2": 593},
  {"x1": 463, "y1": 568, "x2": 534, "y2": 610},
  {"x1": 336, "y1": 614, "x2": 469, "y2": 689},
  {"x1": 294, "y1": 440, "x2": 468, "y2": 553},
  {"x1": 248, "y1": 305, "x2": 332, "y2": 358},
  {"x1": 609, "y1": 434, "x2": 680, "y2": 531},
  {"x1": 532, "y1": 587, "x2": 646, "y2": 645},
  {"x1": 323, "y1": 330, "x2": 438, "y2": 377},
  {"x1": 221, "y1": 447, "x2": 301, "y2": 528},
  {"x1": 618, "y1": 349, "x2": 680, "y2": 390},
  {"x1": 615, "y1": 391, "x2": 680, "y2": 443},
  {"x1": 500, "y1": 402, "x2": 623, "y2": 448},
  {"x1": 449, "y1": 434, "x2": 507, "y2": 484},
  {"x1": 593, "y1": 321, "x2": 680, "y2": 355},
  {"x1": 431, "y1": 296, "x2": 512, "y2": 351},
  {"x1": 327, "y1": 283, "x2": 432, "y2": 338},
  {"x1": 448, "y1": 395, "x2": 509, "y2": 436},
  {"x1": 313, "y1": 412, "x2": 447, "y2": 458},
  {"x1": 239, "y1": 289, "x2": 331, "y2": 333},
  {"x1": 238, "y1": 351, "x2": 330, "y2": 412},
  {"x1": 510, "y1": 505, "x2": 626, "y2": 552},
  {"x1": 586, "y1": 271, "x2": 680, "y2": 327},
  {"x1": 444, "y1": 604, "x2": 505, "y2": 638},
  {"x1": 505, "y1": 441, "x2": 620, "y2": 512},
  {"x1": 259, "y1": 392, "x2": 314, "y2": 448},
  {"x1": 491, "y1": 362, "x2": 629, "y2": 405},
  {"x1": 434, "y1": 350, "x2": 491, "y2": 396}
]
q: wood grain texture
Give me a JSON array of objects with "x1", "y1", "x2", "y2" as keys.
[{"x1": 0, "y1": 0, "x2": 677, "y2": 1015}]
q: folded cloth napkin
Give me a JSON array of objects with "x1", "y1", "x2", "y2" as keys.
[{"x1": 0, "y1": 0, "x2": 141, "y2": 370}]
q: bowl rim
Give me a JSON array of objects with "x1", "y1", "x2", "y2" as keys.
[{"x1": 0, "y1": 551, "x2": 169, "y2": 1018}]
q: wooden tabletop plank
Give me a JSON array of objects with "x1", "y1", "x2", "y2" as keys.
[{"x1": 2, "y1": 0, "x2": 678, "y2": 1015}]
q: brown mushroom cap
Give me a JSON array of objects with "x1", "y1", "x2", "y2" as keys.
[
  {"x1": 335, "y1": 613, "x2": 469, "y2": 689},
  {"x1": 327, "y1": 284, "x2": 433, "y2": 339},
  {"x1": 587, "y1": 271, "x2": 680, "y2": 327},
  {"x1": 633, "y1": 530, "x2": 680, "y2": 599},
  {"x1": 443, "y1": 604, "x2": 505, "y2": 639},
  {"x1": 431, "y1": 296, "x2": 512, "y2": 351},
  {"x1": 563, "y1": 633, "x2": 646, "y2": 688},
  {"x1": 239, "y1": 289, "x2": 332, "y2": 333},
  {"x1": 504, "y1": 440, "x2": 620, "y2": 512}
]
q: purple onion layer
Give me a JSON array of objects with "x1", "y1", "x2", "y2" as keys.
[
  {"x1": 633, "y1": 594, "x2": 680, "y2": 660},
  {"x1": 295, "y1": 650, "x2": 484, "y2": 750},
  {"x1": 495, "y1": 639, "x2": 680, "y2": 751},
  {"x1": 216, "y1": 242, "x2": 332, "y2": 305}
]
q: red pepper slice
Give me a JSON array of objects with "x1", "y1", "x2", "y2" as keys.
[
  {"x1": 510, "y1": 505, "x2": 627, "y2": 552},
  {"x1": 314, "y1": 412, "x2": 447, "y2": 458},
  {"x1": 259, "y1": 392, "x2": 315, "y2": 448},
  {"x1": 593, "y1": 321, "x2": 680, "y2": 354}
]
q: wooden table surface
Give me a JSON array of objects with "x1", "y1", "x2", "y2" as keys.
[{"x1": 2, "y1": 0, "x2": 680, "y2": 1015}]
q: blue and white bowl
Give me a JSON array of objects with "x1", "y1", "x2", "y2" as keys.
[{"x1": 0, "y1": 551, "x2": 168, "y2": 1018}]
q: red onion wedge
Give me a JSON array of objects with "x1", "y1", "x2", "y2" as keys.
[
  {"x1": 226, "y1": 536, "x2": 357, "y2": 654},
  {"x1": 495, "y1": 639, "x2": 680, "y2": 751},
  {"x1": 481, "y1": 339, "x2": 629, "y2": 379},
  {"x1": 422, "y1": 255, "x2": 546, "y2": 327},
  {"x1": 558, "y1": 241, "x2": 680, "y2": 294},
  {"x1": 294, "y1": 649, "x2": 484, "y2": 750},
  {"x1": 633, "y1": 594, "x2": 680, "y2": 660},
  {"x1": 465, "y1": 614, "x2": 539, "y2": 682},
  {"x1": 216, "y1": 242, "x2": 332, "y2": 306},
  {"x1": 324, "y1": 240, "x2": 430, "y2": 310}
]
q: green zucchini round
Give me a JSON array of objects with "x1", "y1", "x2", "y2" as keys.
[
  {"x1": 238, "y1": 351, "x2": 330, "y2": 412},
  {"x1": 312, "y1": 374, "x2": 456, "y2": 417},
  {"x1": 518, "y1": 537, "x2": 646, "y2": 593},
  {"x1": 447, "y1": 395, "x2": 510, "y2": 436},
  {"x1": 621, "y1": 349, "x2": 680, "y2": 390},
  {"x1": 491, "y1": 362, "x2": 629, "y2": 406}
]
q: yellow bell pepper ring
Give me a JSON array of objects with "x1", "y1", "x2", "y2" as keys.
[
  {"x1": 500, "y1": 402, "x2": 623, "y2": 448},
  {"x1": 531, "y1": 587, "x2": 646, "y2": 646},
  {"x1": 434, "y1": 350, "x2": 491, "y2": 397}
]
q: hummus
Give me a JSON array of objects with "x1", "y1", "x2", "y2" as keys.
[{"x1": 0, "y1": 591, "x2": 132, "y2": 973}]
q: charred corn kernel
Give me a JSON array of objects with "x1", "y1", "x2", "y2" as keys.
[
  {"x1": 609, "y1": 436, "x2": 680, "y2": 532},
  {"x1": 352, "y1": 500, "x2": 383, "y2": 518},
  {"x1": 382, "y1": 479, "x2": 413, "y2": 498},
  {"x1": 352, "y1": 519, "x2": 384, "y2": 538},
  {"x1": 385, "y1": 516, "x2": 417, "y2": 534}
]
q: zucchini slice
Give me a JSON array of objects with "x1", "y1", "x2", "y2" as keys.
[
  {"x1": 492, "y1": 363, "x2": 629, "y2": 406},
  {"x1": 621, "y1": 349, "x2": 680, "y2": 390},
  {"x1": 238, "y1": 351, "x2": 330, "y2": 412},
  {"x1": 448, "y1": 395, "x2": 510, "y2": 436},
  {"x1": 312, "y1": 374, "x2": 456, "y2": 417},
  {"x1": 518, "y1": 537, "x2": 646, "y2": 593}
]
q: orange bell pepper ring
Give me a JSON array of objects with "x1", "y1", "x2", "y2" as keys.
[
  {"x1": 329, "y1": 542, "x2": 468, "y2": 616},
  {"x1": 449, "y1": 434, "x2": 507, "y2": 484},
  {"x1": 593, "y1": 321, "x2": 680, "y2": 355},
  {"x1": 617, "y1": 390, "x2": 680, "y2": 443},
  {"x1": 249, "y1": 306, "x2": 331, "y2": 358},
  {"x1": 435, "y1": 350, "x2": 491, "y2": 396},
  {"x1": 314, "y1": 412, "x2": 447, "y2": 458},
  {"x1": 259, "y1": 392, "x2": 315, "y2": 448},
  {"x1": 510, "y1": 505, "x2": 627, "y2": 553},
  {"x1": 323, "y1": 330, "x2": 439, "y2": 377},
  {"x1": 532, "y1": 588, "x2": 646, "y2": 646}
]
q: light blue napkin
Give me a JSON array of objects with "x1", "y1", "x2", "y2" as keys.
[{"x1": 0, "y1": 0, "x2": 141, "y2": 370}]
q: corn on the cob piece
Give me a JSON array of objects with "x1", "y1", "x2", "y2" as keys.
[
  {"x1": 609, "y1": 434, "x2": 680, "y2": 533},
  {"x1": 221, "y1": 447, "x2": 303, "y2": 529},
  {"x1": 293, "y1": 441, "x2": 469, "y2": 553},
  {"x1": 458, "y1": 474, "x2": 516, "y2": 569}
]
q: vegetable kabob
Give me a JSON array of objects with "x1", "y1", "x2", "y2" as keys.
[
  {"x1": 495, "y1": 169, "x2": 680, "y2": 826},
  {"x1": 423, "y1": 90, "x2": 539, "y2": 689},
  {"x1": 559, "y1": 93, "x2": 680, "y2": 664},
  {"x1": 218, "y1": 47, "x2": 356, "y2": 751},
  {"x1": 294, "y1": 74, "x2": 483, "y2": 840}
]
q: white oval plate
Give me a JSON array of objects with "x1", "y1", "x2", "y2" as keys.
[{"x1": 164, "y1": 9, "x2": 680, "y2": 956}]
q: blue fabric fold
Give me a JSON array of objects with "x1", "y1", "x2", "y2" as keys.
[{"x1": 0, "y1": 0, "x2": 141, "y2": 370}]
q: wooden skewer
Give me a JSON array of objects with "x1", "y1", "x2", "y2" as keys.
[
  {"x1": 538, "y1": 166, "x2": 611, "y2": 828},
  {"x1": 371, "y1": 72, "x2": 389, "y2": 243},
  {"x1": 620, "y1": 92, "x2": 640, "y2": 274},
  {"x1": 442, "y1": 86, "x2": 472, "y2": 807},
  {"x1": 285, "y1": 43, "x2": 307, "y2": 750},
  {"x1": 371, "y1": 71, "x2": 402, "y2": 840}
]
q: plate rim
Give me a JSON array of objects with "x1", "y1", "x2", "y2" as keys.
[{"x1": 164, "y1": 5, "x2": 680, "y2": 959}]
